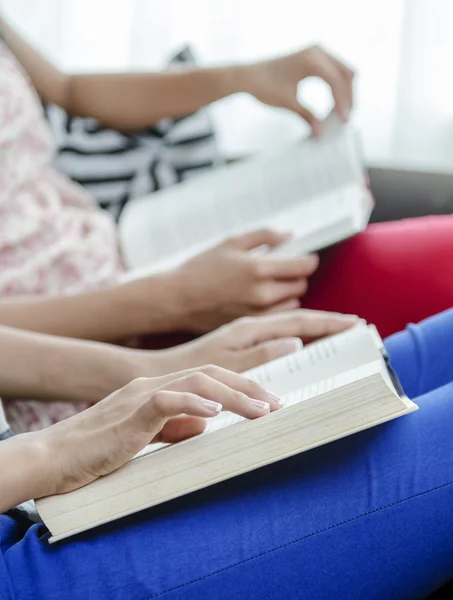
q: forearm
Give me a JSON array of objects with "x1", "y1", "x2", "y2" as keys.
[
  {"x1": 0, "y1": 16, "x2": 247, "y2": 129},
  {"x1": 0, "y1": 275, "x2": 187, "y2": 342},
  {"x1": 0, "y1": 326, "x2": 146, "y2": 403},
  {"x1": 0, "y1": 433, "x2": 48, "y2": 511},
  {"x1": 0, "y1": 15, "x2": 68, "y2": 107},
  {"x1": 65, "y1": 65, "x2": 246, "y2": 129}
]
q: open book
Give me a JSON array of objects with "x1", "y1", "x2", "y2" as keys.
[
  {"x1": 118, "y1": 118, "x2": 373, "y2": 278},
  {"x1": 36, "y1": 324, "x2": 416, "y2": 542}
]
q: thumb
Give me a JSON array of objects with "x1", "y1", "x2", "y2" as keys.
[
  {"x1": 238, "y1": 337, "x2": 303, "y2": 371},
  {"x1": 229, "y1": 228, "x2": 291, "y2": 251},
  {"x1": 291, "y1": 102, "x2": 322, "y2": 137},
  {"x1": 154, "y1": 415, "x2": 207, "y2": 443}
]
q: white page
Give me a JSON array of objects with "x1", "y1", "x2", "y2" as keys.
[
  {"x1": 266, "y1": 182, "x2": 370, "y2": 257},
  {"x1": 243, "y1": 323, "x2": 382, "y2": 394},
  {"x1": 119, "y1": 124, "x2": 366, "y2": 272}
]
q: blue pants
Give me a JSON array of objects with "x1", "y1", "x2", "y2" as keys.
[{"x1": 3, "y1": 310, "x2": 453, "y2": 600}]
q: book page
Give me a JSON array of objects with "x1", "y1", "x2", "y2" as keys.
[
  {"x1": 119, "y1": 125, "x2": 366, "y2": 272},
  {"x1": 266, "y1": 181, "x2": 371, "y2": 257},
  {"x1": 243, "y1": 323, "x2": 382, "y2": 394}
]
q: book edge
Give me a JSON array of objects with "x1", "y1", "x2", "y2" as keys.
[{"x1": 45, "y1": 392, "x2": 417, "y2": 543}]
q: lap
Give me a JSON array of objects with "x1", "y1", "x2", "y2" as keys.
[
  {"x1": 3, "y1": 384, "x2": 453, "y2": 600},
  {"x1": 5, "y1": 309, "x2": 453, "y2": 599},
  {"x1": 386, "y1": 307, "x2": 453, "y2": 398}
]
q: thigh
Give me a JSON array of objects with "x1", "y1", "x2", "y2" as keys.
[
  {"x1": 303, "y1": 216, "x2": 453, "y2": 338},
  {"x1": 385, "y1": 308, "x2": 453, "y2": 398},
  {"x1": 5, "y1": 383, "x2": 453, "y2": 600}
]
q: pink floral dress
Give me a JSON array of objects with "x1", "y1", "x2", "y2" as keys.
[{"x1": 0, "y1": 40, "x2": 123, "y2": 433}]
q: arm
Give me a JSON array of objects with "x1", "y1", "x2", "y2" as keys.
[
  {"x1": 0, "y1": 15, "x2": 242, "y2": 128},
  {"x1": 0, "y1": 16, "x2": 354, "y2": 131},
  {"x1": 0, "y1": 311, "x2": 357, "y2": 402},
  {"x1": 64, "y1": 67, "x2": 240, "y2": 130},
  {"x1": 0, "y1": 231, "x2": 321, "y2": 341},
  {"x1": 0, "y1": 325, "x2": 147, "y2": 403},
  {"x1": 0, "y1": 366, "x2": 278, "y2": 512},
  {"x1": 0, "y1": 274, "x2": 187, "y2": 342},
  {"x1": 0, "y1": 15, "x2": 68, "y2": 109}
]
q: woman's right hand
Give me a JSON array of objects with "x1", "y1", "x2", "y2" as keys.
[
  {"x1": 35, "y1": 366, "x2": 282, "y2": 498},
  {"x1": 174, "y1": 229, "x2": 319, "y2": 333}
]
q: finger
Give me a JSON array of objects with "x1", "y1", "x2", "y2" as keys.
[
  {"x1": 130, "y1": 390, "x2": 223, "y2": 443},
  {"x1": 236, "y1": 337, "x2": 304, "y2": 371},
  {"x1": 141, "y1": 389, "x2": 223, "y2": 426},
  {"x1": 168, "y1": 370, "x2": 282, "y2": 416},
  {"x1": 163, "y1": 366, "x2": 276, "y2": 405},
  {"x1": 154, "y1": 415, "x2": 207, "y2": 443},
  {"x1": 325, "y1": 52, "x2": 355, "y2": 80},
  {"x1": 251, "y1": 279, "x2": 308, "y2": 308},
  {"x1": 256, "y1": 254, "x2": 319, "y2": 279},
  {"x1": 311, "y1": 52, "x2": 351, "y2": 121},
  {"x1": 259, "y1": 297, "x2": 301, "y2": 314},
  {"x1": 291, "y1": 102, "x2": 322, "y2": 136},
  {"x1": 325, "y1": 53, "x2": 354, "y2": 116},
  {"x1": 232, "y1": 309, "x2": 358, "y2": 346},
  {"x1": 227, "y1": 228, "x2": 291, "y2": 251},
  {"x1": 289, "y1": 309, "x2": 359, "y2": 339}
]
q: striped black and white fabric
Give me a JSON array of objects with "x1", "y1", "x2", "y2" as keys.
[{"x1": 44, "y1": 47, "x2": 224, "y2": 221}]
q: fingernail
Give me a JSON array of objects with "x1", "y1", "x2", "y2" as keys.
[
  {"x1": 202, "y1": 400, "x2": 223, "y2": 413},
  {"x1": 340, "y1": 109, "x2": 349, "y2": 122},
  {"x1": 336, "y1": 314, "x2": 359, "y2": 321},
  {"x1": 267, "y1": 392, "x2": 285, "y2": 405},
  {"x1": 250, "y1": 399, "x2": 270, "y2": 412},
  {"x1": 278, "y1": 338, "x2": 303, "y2": 356}
]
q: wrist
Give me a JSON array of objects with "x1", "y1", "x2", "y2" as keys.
[
  {"x1": 0, "y1": 432, "x2": 51, "y2": 509},
  {"x1": 115, "y1": 345, "x2": 178, "y2": 384},
  {"x1": 229, "y1": 62, "x2": 257, "y2": 96},
  {"x1": 121, "y1": 272, "x2": 191, "y2": 334},
  {"x1": 169, "y1": 263, "x2": 219, "y2": 333},
  {"x1": 77, "y1": 344, "x2": 144, "y2": 402},
  {"x1": 213, "y1": 64, "x2": 248, "y2": 96},
  {"x1": 62, "y1": 341, "x2": 174, "y2": 401}
]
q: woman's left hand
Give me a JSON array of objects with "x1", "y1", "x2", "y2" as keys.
[
  {"x1": 35, "y1": 366, "x2": 281, "y2": 497},
  {"x1": 241, "y1": 45, "x2": 355, "y2": 135},
  {"x1": 153, "y1": 309, "x2": 359, "y2": 375}
]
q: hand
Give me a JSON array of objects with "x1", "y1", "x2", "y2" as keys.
[
  {"x1": 156, "y1": 309, "x2": 359, "y2": 374},
  {"x1": 175, "y1": 229, "x2": 319, "y2": 333},
  {"x1": 241, "y1": 45, "x2": 355, "y2": 135},
  {"x1": 35, "y1": 366, "x2": 281, "y2": 497}
]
